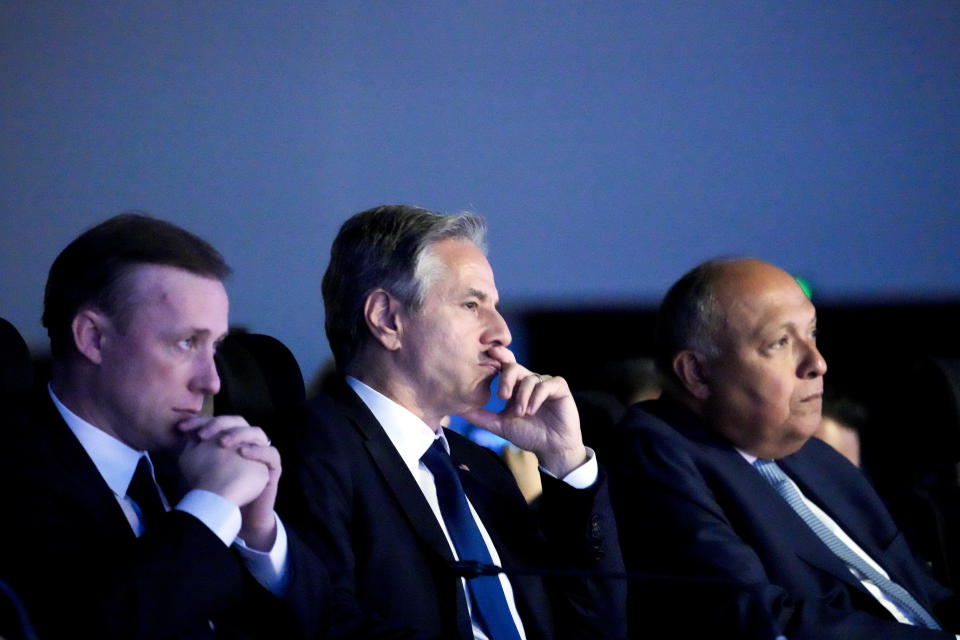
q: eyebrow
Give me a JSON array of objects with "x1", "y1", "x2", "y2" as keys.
[
  {"x1": 465, "y1": 287, "x2": 488, "y2": 301},
  {"x1": 765, "y1": 314, "x2": 818, "y2": 336},
  {"x1": 464, "y1": 287, "x2": 502, "y2": 310},
  {"x1": 178, "y1": 327, "x2": 225, "y2": 343}
]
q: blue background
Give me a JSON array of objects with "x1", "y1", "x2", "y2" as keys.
[{"x1": 2, "y1": 2, "x2": 958, "y2": 380}]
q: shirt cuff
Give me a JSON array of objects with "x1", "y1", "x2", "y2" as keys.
[
  {"x1": 234, "y1": 514, "x2": 289, "y2": 595},
  {"x1": 175, "y1": 489, "x2": 242, "y2": 546},
  {"x1": 540, "y1": 446, "x2": 598, "y2": 489}
]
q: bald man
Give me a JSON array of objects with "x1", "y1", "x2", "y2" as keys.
[{"x1": 608, "y1": 258, "x2": 959, "y2": 639}]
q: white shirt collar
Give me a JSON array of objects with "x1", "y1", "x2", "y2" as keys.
[
  {"x1": 346, "y1": 376, "x2": 444, "y2": 477},
  {"x1": 48, "y1": 384, "x2": 147, "y2": 497}
]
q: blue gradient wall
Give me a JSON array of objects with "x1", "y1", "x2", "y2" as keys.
[{"x1": 2, "y1": 2, "x2": 958, "y2": 377}]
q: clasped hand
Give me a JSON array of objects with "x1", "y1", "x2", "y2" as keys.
[{"x1": 177, "y1": 415, "x2": 280, "y2": 550}]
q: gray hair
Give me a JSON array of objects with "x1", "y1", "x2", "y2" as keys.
[{"x1": 322, "y1": 204, "x2": 487, "y2": 369}]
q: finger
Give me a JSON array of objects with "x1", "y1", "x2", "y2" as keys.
[
  {"x1": 509, "y1": 373, "x2": 544, "y2": 416},
  {"x1": 237, "y1": 445, "x2": 282, "y2": 477},
  {"x1": 487, "y1": 345, "x2": 517, "y2": 365},
  {"x1": 524, "y1": 374, "x2": 559, "y2": 415},
  {"x1": 194, "y1": 415, "x2": 252, "y2": 440},
  {"x1": 460, "y1": 407, "x2": 503, "y2": 437},
  {"x1": 217, "y1": 425, "x2": 270, "y2": 449},
  {"x1": 496, "y1": 361, "x2": 531, "y2": 401}
]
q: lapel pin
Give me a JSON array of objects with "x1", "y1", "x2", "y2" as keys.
[{"x1": 458, "y1": 463, "x2": 470, "y2": 472}]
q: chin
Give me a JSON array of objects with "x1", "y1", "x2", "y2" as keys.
[
  {"x1": 155, "y1": 427, "x2": 187, "y2": 453},
  {"x1": 468, "y1": 385, "x2": 493, "y2": 407}
]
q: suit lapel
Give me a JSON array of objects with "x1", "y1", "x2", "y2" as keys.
[
  {"x1": 332, "y1": 383, "x2": 457, "y2": 562},
  {"x1": 35, "y1": 395, "x2": 138, "y2": 540},
  {"x1": 778, "y1": 453, "x2": 891, "y2": 579},
  {"x1": 740, "y1": 452, "x2": 862, "y2": 587},
  {"x1": 658, "y1": 401, "x2": 865, "y2": 590}
]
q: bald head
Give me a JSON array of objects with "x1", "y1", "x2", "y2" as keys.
[{"x1": 658, "y1": 258, "x2": 828, "y2": 459}]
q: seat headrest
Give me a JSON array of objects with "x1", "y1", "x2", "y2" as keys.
[
  {"x1": 213, "y1": 332, "x2": 305, "y2": 439},
  {"x1": 0, "y1": 318, "x2": 33, "y2": 396}
]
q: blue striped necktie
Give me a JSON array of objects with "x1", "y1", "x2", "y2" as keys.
[
  {"x1": 421, "y1": 438, "x2": 523, "y2": 640},
  {"x1": 754, "y1": 459, "x2": 940, "y2": 629}
]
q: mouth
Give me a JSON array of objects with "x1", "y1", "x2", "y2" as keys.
[
  {"x1": 172, "y1": 408, "x2": 202, "y2": 428},
  {"x1": 800, "y1": 392, "x2": 823, "y2": 403},
  {"x1": 479, "y1": 358, "x2": 502, "y2": 373}
]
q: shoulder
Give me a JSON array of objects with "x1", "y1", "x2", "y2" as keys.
[
  {"x1": 609, "y1": 398, "x2": 714, "y2": 465},
  {"x1": 607, "y1": 399, "x2": 758, "y2": 509},
  {"x1": 283, "y1": 386, "x2": 371, "y2": 452}
]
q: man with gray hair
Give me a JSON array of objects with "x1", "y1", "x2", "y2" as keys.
[
  {"x1": 608, "y1": 257, "x2": 959, "y2": 638},
  {"x1": 280, "y1": 204, "x2": 626, "y2": 639}
]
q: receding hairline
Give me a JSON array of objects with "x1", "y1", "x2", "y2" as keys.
[{"x1": 702, "y1": 258, "x2": 815, "y2": 347}]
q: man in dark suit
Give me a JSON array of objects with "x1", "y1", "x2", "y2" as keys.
[
  {"x1": 279, "y1": 204, "x2": 626, "y2": 639},
  {"x1": 607, "y1": 257, "x2": 959, "y2": 638},
  {"x1": 0, "y1": 213, "x2": 327, "y2": 639}
]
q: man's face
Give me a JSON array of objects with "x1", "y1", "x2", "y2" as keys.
[
  {"x1": 395, "y1": 238, "x2": 512, "y2": 426},
  {"x1": 93, "y1": 264, "x2": 228, "y2": 451},
  {"x1": 702, "y1": 260, "x2": 827, "y2": 459}
]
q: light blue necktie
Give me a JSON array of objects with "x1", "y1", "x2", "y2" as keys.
[
  {"x1": 754, "y1": 459, "x2": 940, "y2": 630},
  {"x1": 421, "y1": 438, "x2": 523, "y2": 640}
]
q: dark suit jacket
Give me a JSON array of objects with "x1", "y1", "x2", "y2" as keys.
[
  {"x1": 607, "y1": 396, "x2": 960, "y2": 639},
  {"x1": 277, "y1": 379, "x2": 626, "y2": 640},
  {"x1": 0, "y1": 393, "x2": 329, "y2": 640}
]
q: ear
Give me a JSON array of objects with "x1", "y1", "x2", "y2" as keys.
[
  {"x1": 363, "y1": 289, "x2": 404, "y2": 352},
  {"x1": 71, "y1": 308, "x2": 111, "y2": 365},
  {"x1": 673, "y1": 350, "x2": 712, "y2": 401}
]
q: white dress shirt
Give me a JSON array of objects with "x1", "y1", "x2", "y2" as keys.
[
  {"x1": 347, "y1": 376, "x2": 599, "y2": 640},
  {"x1": 49, "y1": 386, "x2": 289, "y2": 594}
]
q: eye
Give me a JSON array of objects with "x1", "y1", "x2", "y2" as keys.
[
  {"x1": 770, "y1": 335, "x2": 790, "y2": 349},
  {"x1": 463, "y1": 301, "x2": 478, "y2": 311},
  {"x1": 177, "y1": 336, "x2": 198, "y2": 351}
]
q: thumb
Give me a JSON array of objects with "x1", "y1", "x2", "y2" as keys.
[{"x1": 459, "y1": 408, "x2": 504, "y2": 436}]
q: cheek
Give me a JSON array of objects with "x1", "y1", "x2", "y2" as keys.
[
  {"x1": 124, "y1": 352, "x2": 182, "y2": 399},
  {"x1": 737, "y1": 366, "x2": 795, "y2": 420}
]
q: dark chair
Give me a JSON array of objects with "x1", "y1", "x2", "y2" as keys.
[
  {"x1": 0, "y1": 578, "x2": 39, "y2": 640},
  {"x1": 213, "y1": 331, "x2": 305, "y2": 444},
  {"x1": 874, "y1": 356, "x2": 960, "y2": 589},
  {"x1": 0, "y1": 318, "x2": 33, "y2": 395},
  {"x1": 1, "y1": 318, "x2": 34, "y2": 430},
  {"x1": 0, "y1": 320, "x2": 40, "y2": 639}
]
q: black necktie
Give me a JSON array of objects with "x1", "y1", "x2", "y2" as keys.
[
  {"x1": 127, "y1": 456, "x2": 166, "y2": 532},
  {"x1": 421, "y1": 438, "x2": 523, "y2": 640}
]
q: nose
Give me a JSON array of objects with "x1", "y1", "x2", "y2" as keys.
[
  {"x1": 483, "y1": 308, "x2": 512, "y2": 349},
  {"x1": 799, "y1": 339, "x2": 827, "y2": 379},
  {"x1": 190, "y1": 350, "x2": 221, "y2": 396}
]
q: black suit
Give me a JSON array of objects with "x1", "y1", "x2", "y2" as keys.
[
  {"x1": 277, "y1": 379, "x2": 626, "y2": 640},
  {"x1": 607, "y1": 396, "x2": 960, "y2": 639},
  {"x1": 0, "y1": 394, "x2": 329, "y2": 640}
]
